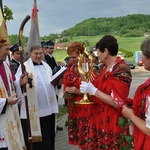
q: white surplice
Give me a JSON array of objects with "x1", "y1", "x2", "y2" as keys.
[
  {"x1": 16, "y1": 58, "x2": 58, "y2": 118},
  {"x1": 15, "y1": 58, "x2": 58, "y2": 141},
  {"x1": 0, "y1": 62, "x2": 25, "y2": 149}
]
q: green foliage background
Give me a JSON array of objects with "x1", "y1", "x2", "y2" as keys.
[
  {"x1": 61, "y1": 14, "x2": 150, "y2": 37},
  {"x1": 53, "y1": 35, "x2": 146, "y2": 63}
]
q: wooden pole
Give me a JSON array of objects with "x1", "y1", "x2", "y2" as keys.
[
  {"x1": 34, "y1": 0, "x2": 39, "y2": 35},
  {"x1": 0, "y1": 0, "x2": 4, "y2": 18},
  {"x1": 18, "y1": 15, "x2": 33, "y2": 150}
]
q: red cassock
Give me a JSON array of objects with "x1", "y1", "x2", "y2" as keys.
[{"x1": 0, "y1": 62, "x2": 15, "y2": 98}]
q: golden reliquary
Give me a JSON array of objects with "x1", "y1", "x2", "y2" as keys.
[{"x1": 75, "y1": 48, "x2": 95, "y2": 104}]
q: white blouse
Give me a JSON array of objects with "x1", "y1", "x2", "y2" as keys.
[{"x1": 145, "y1": 96, "x2": 150, "y2": 129}]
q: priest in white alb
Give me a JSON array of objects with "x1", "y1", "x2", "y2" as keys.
[{"x1": 15, "y1": 45, "x2": 58, "y2": 150}]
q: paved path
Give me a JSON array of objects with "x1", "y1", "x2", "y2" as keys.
[{"x1": 55, "y1": 114, "x2": 80, "y2": 150}]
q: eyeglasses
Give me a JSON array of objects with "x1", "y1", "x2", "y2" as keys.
[{"x1": 32, "y1": 52, "x2": 43, "y2": 56}]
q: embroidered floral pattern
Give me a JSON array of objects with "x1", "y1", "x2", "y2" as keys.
[{"x1": 89, "y1": 57, "x2": 132, "y2": 150}]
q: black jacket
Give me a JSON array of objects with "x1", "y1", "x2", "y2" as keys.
[
  {"x1": 44, "y1": 55, "x2": 61, "y2": 75},
  {"x1": 10, "y1": 58, "x2": 20, "y2": 74}
]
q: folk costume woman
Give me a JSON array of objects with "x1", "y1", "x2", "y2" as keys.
[
  {"x1": 63, "y1": 42, "x2": 96, "y2": 149},
  {"x1": 80, "y1": 35, "x2": 132, "y2": 149},
  {"x1": 122, "y1": 38, "x2": 150, "y2": 150}
]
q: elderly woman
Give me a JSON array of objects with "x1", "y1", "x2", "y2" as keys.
[
  {"x1": 80, "y1": 35, "x2": 132, "y2": 149},
  {"x1": 122, "y1": 38, "x2": 150, "y2": 150},
  {"x1": 63, "y1": 42, "x2": 97, "y2": 150}
]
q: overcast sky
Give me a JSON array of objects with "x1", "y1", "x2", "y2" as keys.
[{"x1": 4, "y1": 0, "x2": 150, "y2": 37}]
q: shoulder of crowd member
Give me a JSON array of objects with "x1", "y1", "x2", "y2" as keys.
[
  {"x1": 42, "y1": 60, "x2": 51, "y2": 68},
  {"x1": 9, "y1": 61, "x2": 18, "y2": 74},
  {"x1": 112, "y1": 60, "x2": 132, "y2": 85}
]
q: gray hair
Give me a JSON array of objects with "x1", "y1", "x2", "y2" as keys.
[
  {"x1": 30, "y1": 45, "x2": 42, "y2": 53},
  {"x1": 141, "y1": 38, "x2": 150, "y2": 59}
]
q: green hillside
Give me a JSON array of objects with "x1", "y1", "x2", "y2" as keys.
[
  {"x1": 61, "y1": 14, "x2": 150, "y2": 37},
  {"x1": 53, "y1": 35, "x2": 147, "y2": 62},
  {"x1": 54, "y1": 14, "x2": 150, "y2": 62}
]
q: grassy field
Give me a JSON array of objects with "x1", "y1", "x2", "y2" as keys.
[
  {"x1": 57, "y1": 105, "x2": 68, "y2": 119},
  {"x1": 53, "y1": 35, "x2": 147, "y2": 63}
]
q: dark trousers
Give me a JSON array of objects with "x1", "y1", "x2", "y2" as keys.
[
  {"x1": 0, "y1": 148, "x2": 8, "y2": 150},
  {"x1": 21, "y1": 114, "x2": 56, "y2": 150}
]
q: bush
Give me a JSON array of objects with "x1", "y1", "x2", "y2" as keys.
[{"x1": 119, "y1": 48, "x2": 133, "y2": 57}]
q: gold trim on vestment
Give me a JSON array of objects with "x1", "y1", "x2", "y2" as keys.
[
  {"x1": 0, "y1": 62, "x2": 26, "y2": 149},
  {"x1": 32, "y1": 135, "x2": 42, "y2": 142},
  {"x1": 23, "y1": 146, "x2": 27, "y2": 150}
]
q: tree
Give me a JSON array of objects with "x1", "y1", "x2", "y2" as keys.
[
  {"x1": 3, "y1": 5, "x2": 13, "y2": 21},
  {"x1": 0, "y1": 0, "x2": 13, "y2": 21}
]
